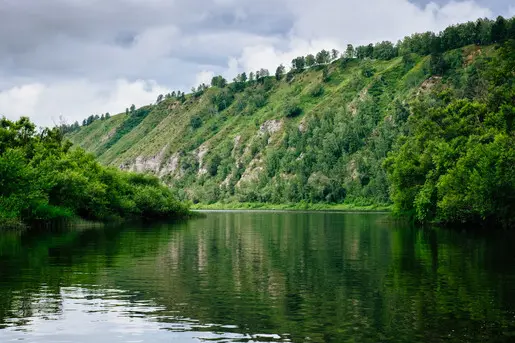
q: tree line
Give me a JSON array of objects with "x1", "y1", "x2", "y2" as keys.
[
  {"x1": 164, "y1": 15, "x2": 515, "y2": 110},
  {"x1": 0, "y1": 117, "x2": 190, "y2": 228},
  {"x1": 70, "y1": 16, "x2": 515, "y2": 131}
]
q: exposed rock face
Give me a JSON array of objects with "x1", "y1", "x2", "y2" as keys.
[
  {"x1": 465, "y1": 47, "x2": 482, "y2": 66},
  {"x1": 259, "y1": 120, "x2": 282, "y2": 136},
  {"x1": 120, "y1": 145, "x2": 168, "y2": 174},
  {"x1": 233, "y1": 135, "x2": 241, "y2": 148},
  {"x1": 167, "y1": 101, "x2": 180, "y2": 110},
  {"x1": 237, "y1": 156, "x2": 264, "y2": 187},
  {"x1": 159, "y1": 153, "x2": 180, "y2": 178},
  {"x1": 298, "y1": 118, "x2": 307, "y2": 133},
  {"x1": 348, "y1": 159, "x2": 360, "y2": 181},
  {"x1": 196, "y1": 145, "x2": 209, "y2": 176},
  {"x1": 100, "y1": 127, "x2": 117, "y2": 143},
  {"x1": 419, "y1": 76, "x2": 442, "y2": 94},
  {"x1": 347, "y1": 86, "x2": 370, "y2": 116}
]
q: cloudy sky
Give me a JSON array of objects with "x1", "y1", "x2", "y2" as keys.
[{"x1": 0, "y1": 0, "x2": 513, "y2": 127}]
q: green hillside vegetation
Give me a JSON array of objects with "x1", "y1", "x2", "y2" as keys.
[
  {"x1": 0, "y1": 117, "x2": 190, "y2": 229},
  {"x1": 67, "y1": 16, "x2": 515, "y2": 228}
]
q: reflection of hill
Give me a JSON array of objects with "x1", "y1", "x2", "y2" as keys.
[{"x1": 1, "y1": 213, "x2": 515, "y2": 342}]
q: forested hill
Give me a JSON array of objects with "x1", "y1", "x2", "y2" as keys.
[{"x1": 67, "y1": 16, "x2": 515, "y2": 228}]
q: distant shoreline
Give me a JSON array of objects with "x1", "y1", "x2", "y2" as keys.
[{"x1": 190, "y1": 203, "x2": 392, "y2": 213}]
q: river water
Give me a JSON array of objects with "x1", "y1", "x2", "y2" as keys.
[{"x1": 0, "y1": 211, "x2": 514, "y2": 342}]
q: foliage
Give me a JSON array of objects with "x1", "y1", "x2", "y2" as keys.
[
  {"x1": 308, "y1": 83, "x2": 324, "y2": 97},
  {"x1": 305, "y1": 54, "x2": 316, "y2": 68},
  {"x1": 385, "y1": 41, "x2": 515, "y2": 228},
  {"x1": 0, "y1": 117, "x2": 189, "y2": 228},
  {"x1": 373, "y1": 41, "x2": 397, "y2": 60},
  {"x1": 283, "y1": 100, "x2": 302, "y2": 117},
  {"x1": 67, "y1": 17, "x2": 515, "y2": 229},
  {"x1": 101, "y1": 106, "x2": 152, "y2": 153},
  {"x1": 209, "y1": 88, "x2": 234, "y2": 111},
  {"x1": 190, "y1": 115, "x2": 202, "y2": 129},
  {"x1": 211, "y1": 75, "x2": 227, "y2": 88},
  {"x1": 316, "y1": 49, "x2": 331, "y2": 64},
  {"x1": 275, "y1": 65, "x2": 285, "y2": 80}
]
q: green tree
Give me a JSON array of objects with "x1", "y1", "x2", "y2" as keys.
[
  {"x1": 373, "y1": 41, "x2": 397, "y2": 60},
  {"x1": 211, "y1": 75, "x2": 227, "y2": 88},
  {"x1": 275, "y1": 64, "x2": 285, "y2": 80},
  {"x1": 305, "y1": 54, "x2": 316, "y2": 68},
  {"x1": 316, "y1": 50, "x2": 331, "y2": 65},
  {"x1": 190, "y1": 116, "x2": 202, "y2": 129},
  {"x1": 283, "y1": 100, "x2": 302, "y2": 117},
  {"x1": 331, "y1": 49, "x2": 340, "y2": 60},
  {"x1": 345, "y1": 44, "x2": 355, "y2": 58},
  {"x1": 429, "y1": 53, "x2": 447, "y2": 75},
  {"x1": 491, "y1": 16, "x2": 507, "y2": 43},
  {"x1": 292, "y1": 56, "x2": 305, "y2": 72}
]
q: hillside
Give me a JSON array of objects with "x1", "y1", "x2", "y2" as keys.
[
  {"x1": 67, "y1": 17, "x2": 515, "y2": 227},
  {"x1": 69, "y1": 54, "x2": 424, "y2": 201}
]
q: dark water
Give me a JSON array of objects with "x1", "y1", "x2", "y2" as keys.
[{"x1": 1, "y1": 211, "x2": 515, "y2": 343}]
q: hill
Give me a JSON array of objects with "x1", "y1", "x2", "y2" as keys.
[{"x1": 67, "y1": 16, "x2": 515, "y2": 228}]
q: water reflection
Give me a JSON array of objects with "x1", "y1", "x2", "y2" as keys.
[
  {"x1": 0, "y1": 212, "x2": 514, "y2": 342},
  {"x1": 1, "y1": 286, "x2": 280, "y2": 342}
]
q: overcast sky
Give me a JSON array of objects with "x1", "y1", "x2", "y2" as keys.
[{"x1": 0, "y1": 0, "x2": 513, "y2": 127}]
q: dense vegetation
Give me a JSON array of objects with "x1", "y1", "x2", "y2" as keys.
[
  {"x1": 0, "y1": 117, "x2": 189, "y2": 228},
  {"x1": 386, "y1": 41, "x2": 515, "y2": 228},
  {"x1": 68, "y1": 16, "x2": 515, "y2": 228}
]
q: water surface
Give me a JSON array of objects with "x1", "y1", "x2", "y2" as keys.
[{"x1": 1, "y1": 211, "x2": 514, "y2": 342}]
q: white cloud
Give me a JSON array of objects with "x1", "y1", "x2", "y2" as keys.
[
  {"x1": 509, "y1": 6, "x2": 515, "y2": 17},
  {"x1": 194, "y1": 71, "x2": 215, "y2": 87},
  {"x1": 236, "y1": 0, "x2": 491, "y2": 73},
  {"x1": 223, "y1": 57, "x2": 240, "y2": 80},
  {"x1": 287, "y1": 0, "x2": 492, "y2": 44},
  {"x1": 237, "y1": 38, "x2": 340, "y2": 74},
  {"x1": 0, "y1": 0, "x2": 502, "y2": 126},
  {"x1": 0, "y1": 84, "x2": 45, "y2": 120},
  {"x1": 208, "y1": 0, "x2": 493, "y2": 85},
  {"x1": 0, "y1": 79, "x2": 169, "y2": 127}
]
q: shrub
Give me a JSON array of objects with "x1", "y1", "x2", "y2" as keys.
[
  {"x1": 283, "y1": 100, "x2": 303, "y2": 118},
  {"x1": 0, "y1": 117, "x2": 189, "y2": 227},
  {"x1": 190, "y1": 116, "x2": 202, "y2": 129},
  {"x1": 309, "y1": 83, "x2": 324, "y2": 97}
]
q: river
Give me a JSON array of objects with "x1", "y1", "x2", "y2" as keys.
[{"x1": 0, "y1": 211, "x2": 514, "y2": 342}]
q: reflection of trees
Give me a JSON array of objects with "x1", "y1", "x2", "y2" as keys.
[{"x1": 1, "y1": 214, "x2": 515, "y2": 342}]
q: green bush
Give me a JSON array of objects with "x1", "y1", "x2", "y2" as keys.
[
  {"x1": 309, "y1": 83, "x2": 324, "y2": 97},
  {"x1": 190, "y1": 116, "x2": 202, "y2": 129},
  {"x1": 0, "y1": 117, "x2": 189, "y2": 228},
  {"x1": 283, "y1": 100, "x2": 303, "y2": 118},
  {"x1": 385, "y1": 43, "x2": 515, "y2": 228}
]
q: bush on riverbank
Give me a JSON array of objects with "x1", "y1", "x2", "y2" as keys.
[
  {"x1": 0, "y1": 117, "x2": 189, "y2": 228},
  {"x1": 385, "y1": 40, "x2": 515, "y2": 229}
]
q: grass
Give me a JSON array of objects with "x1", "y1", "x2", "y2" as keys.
[
  {"x1": 0, "y1": 218, "x2": 26, "y2": 230},
  {"x1": 190, "y1": 202, "x2": 392, "y2": 212},
  {"x1": 68, "y1": 57, "x2": 399, "y2": 168},
  {"x1": 66, "y1": 44, "x2": 494, "y2": 207}
]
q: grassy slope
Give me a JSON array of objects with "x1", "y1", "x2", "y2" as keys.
[
  {"x1": 69, "y1": 113, "x2": 126, "y2": 156},
  {"x1": 190, "y1": 202, "x2": 392, "y2": 212},
  {"x1": 68, "y1": 46, "x2": 490, "y2": 206},
  {"x1": 70, "y1": 57, "x2": 407, "y2": 164}
]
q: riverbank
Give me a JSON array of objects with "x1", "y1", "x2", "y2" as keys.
[
  {"x1": 0, "y1": 211, "x2": 200, "y2": 231},
  {"x1": 190, "y1": 202, "x2": 392, "y2": 212}
]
